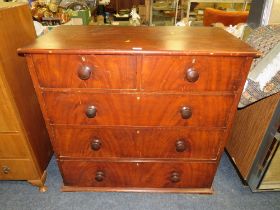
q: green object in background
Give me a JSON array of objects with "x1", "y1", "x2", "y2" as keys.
[{"x1": 70, "y1": 9, "x2": 91, "y2": 25}]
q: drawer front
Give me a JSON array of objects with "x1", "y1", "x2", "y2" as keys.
[
  {"x1": 141, "y1": 56, "x2": 245, "y2": 92},
  {"x1": 44, "y1": 92, "x2": 234, "y2": 127},
  {"x1": 0, "y1": 133, "x2": 30, "y2": 158},
  {"x1": 59, "y1": 160, "x2": 216, "y2": 188},
  {"x1": 0, "y1": 159, "x2": 38, "y2": 180},
  {"x1": 54, "y1": 127, "x2": 223, "y2": 160},
  {"x1": 0, "y1": 76, "x2": 20, "y2": 132},
  {"x1": 32, "y1": 54, "x2": 137, "y2": 89}
]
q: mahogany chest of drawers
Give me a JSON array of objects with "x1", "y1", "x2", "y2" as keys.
[{"x1": 19, "y1": 26, "x2": 258, "y2": 193}]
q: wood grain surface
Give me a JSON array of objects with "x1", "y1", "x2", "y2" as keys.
[
  {"x1": 43, "y1": 92, "x2": 234, "y2": 127},
  {"x1": 59, "y1": 160, "x2": 216, "y2": 188},
  {"x1": 0, "y1": 159, "x2": 38, "y2": 180},
  {"x1": 61, "y1": 186, "x2": 213, "y2": 193},
  {"x1": 0, "y1": 133, "x2": 29, "y2": 158},
  {"x1": 0, "y1": 3, "x2": 52, "y2": 189},
  {"x1": 54, "y1": 126, "x2": 224, "y2": 160},
  {"x1": 141, "y1": 55, "x2": 246, "y2": 92},
  {"x1": 0, "y1": 73, "x2": 20, "y2": 132},
  {"x1": 227, "y1": 93, "x2": 280, "y2": 179},
  {"x1": 32, "y1": 54, "x2": 137, "y2": 89},
  {"x1": 22, "y1": 26, "x2": 258, "y2": 192},
  {"x1": 18, "y1": 26, "x2": 259, "y2": 56}
]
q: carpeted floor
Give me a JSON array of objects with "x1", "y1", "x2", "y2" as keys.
[{"x1": 0, "y1": 153, "x2": 279, "y2": 210}]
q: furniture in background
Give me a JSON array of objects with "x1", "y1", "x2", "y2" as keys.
[
  {"x1": 0, "y1": 2, "x2": 53, "y2": 192},
  {"x1": 109, "y1": 0, "x2": 145, "y2": 10},
  {"x1": 149, "y1": 0, "x2": 180, "y2": 26},
  {"x1": 19, "y1": 26, "x2": 257, "y2": 193},
  {"x1": 227, "y1": 93, "x2": 280, "y2": 191},
  {"x1": 184, "y1": 0, "x2": 251, "y2": 21},
  {"x1": 203, "y1": 8, "x2": 248, "y2": 26},
  {"x1": 226, "y1": 24, "x2": 280, "y2": 192}
]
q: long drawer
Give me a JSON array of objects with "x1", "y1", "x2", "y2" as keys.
[
  {"x1": 59, "y1": 160, "x2": 216, "y2": 188},
  {"x1": 32, "y1": 54, "x2": 245, "y2": 92},
  {"x1": 141, "y1": 56, "x2": 245, "y2": 92},
  {"x1": 32, "y1": 54, "x2": 137, "y2": 89},
  {"x1": 43, "y1": 92, "x2": 234, "y2": 127},
  {"x1": 54, "y1": 127, "x2": 224, "y2": 160}
]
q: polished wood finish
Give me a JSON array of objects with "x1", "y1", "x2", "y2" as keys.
[
  {"x1": 32, "y1": 55, "x2": 137, "y2": 89},
  {"x1": 141, "y1": 56, "x2": 246, "y2": 92},
  {"x1": 44, "y1": 92, "x2": 234, "y2": 127},
  {"x1": 59, "y1": 160, "x2": 216, "y2": 188},
  {"x1": 0, "y1": 76, "x2": 21, "y2": 132},
  {"x1": 0, "y1": 3, "x2": 52, "y2": 191},
  {"x1": 61, "y1": 186, "x2": 213, "y2": 193},
  {"x1": 54, "y1": 127, "x2": 224, "y2": 160},
  {"x1": 0, "y1": 134, "x2": 29, "y2": 158},
  {"x1": 18, "y1": 26, "x2": 258, "y2": 56},
  {"x1": 21, "y1": 26, "x2": 258, "y2": 192},
  {"x1": 0, "y1": 159, "x2": 38, "y2": 180}
]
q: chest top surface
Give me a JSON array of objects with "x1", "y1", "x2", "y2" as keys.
[{"x1": 18, "y1": 26, "x2": 258, "y2": 57}]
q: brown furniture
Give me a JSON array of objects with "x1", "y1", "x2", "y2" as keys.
[
  {"x1": 19, "y1": 26, "x2": 258, "y2": 193},
  {"x1": 227, "y1": 93, "x2": 280, "y2": 191},
  {"x1": 109, "y1": 0, "x2": 145, "y2": 10},
  {"x1": 0, "y1": 3, "x2": 53, "y2": 192},
  {"x1": 203, "y1": 8, "x2": 249, "y2": 26}
]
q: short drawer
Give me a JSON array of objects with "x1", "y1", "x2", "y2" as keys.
[
  {"x1": 141, "y1": 56, "x2": 246, "y2": 92},
  {"x1": 54, "y1": 127, "x2": 223, "y2": 160},
  {"x1": 44, "y1": 92, "x2": 234, "y2": 127},
  {"x1": 0, "y1": 133, "x2": 30, "y2": 158},
  {"x1": 32, "y1": 54, "x2": 137, "y2": 89},
  {"x1": 0, "y1": 159, "x2": 38, "y2": 180},
  {"x1": 59, "y1": 160, "x2": 216, "y2": 188}
]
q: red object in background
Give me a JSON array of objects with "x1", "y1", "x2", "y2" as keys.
[{"x1": 203, "y1": 8, "x2": 249, "y2": 26}]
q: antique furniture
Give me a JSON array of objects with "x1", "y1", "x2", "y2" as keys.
[
  {"x1": 185, "y1": 0, "x2": 251, "y2": 22},
  {"x1": 203, "y1": 8, "x2": 248, "y2": 26},
  {"x1": 0, "y1": 3, "x2": 53, "y2": 191},
  {"x1": 19, "y1": 26, "x2": 258, "y2": 193},
  {"x1": 227, "y1": 93, "x2": 280, "y2": 191}
]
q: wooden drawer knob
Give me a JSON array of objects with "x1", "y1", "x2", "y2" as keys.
[
  {"x1": 185, "y1": 67, "x2": 199, "y2": 83},
  {"x1": 95, "y1": 171, "x2": 105, "y2": 182},
  {"x1": 86, "y1": 105, "x2": 97, "y2": 118},
  {"x1": 77, "y1": 65, "x2": 93, "y2": 80},
  {"x1": 170, "y1": 171, "x2": 180, "y2": 183},
  {"x1": 180, "y1": 106, "x2": 192, "y2": 119},
  {"x1": 176, "y1": 140, "x2": 186, "y2": 152},
  {"x1": 91, "y1": 139, "x2": 101, "y2": 151},
  {"x1": 2, "y1": 166, "x2": 10, "y2": 174}
]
